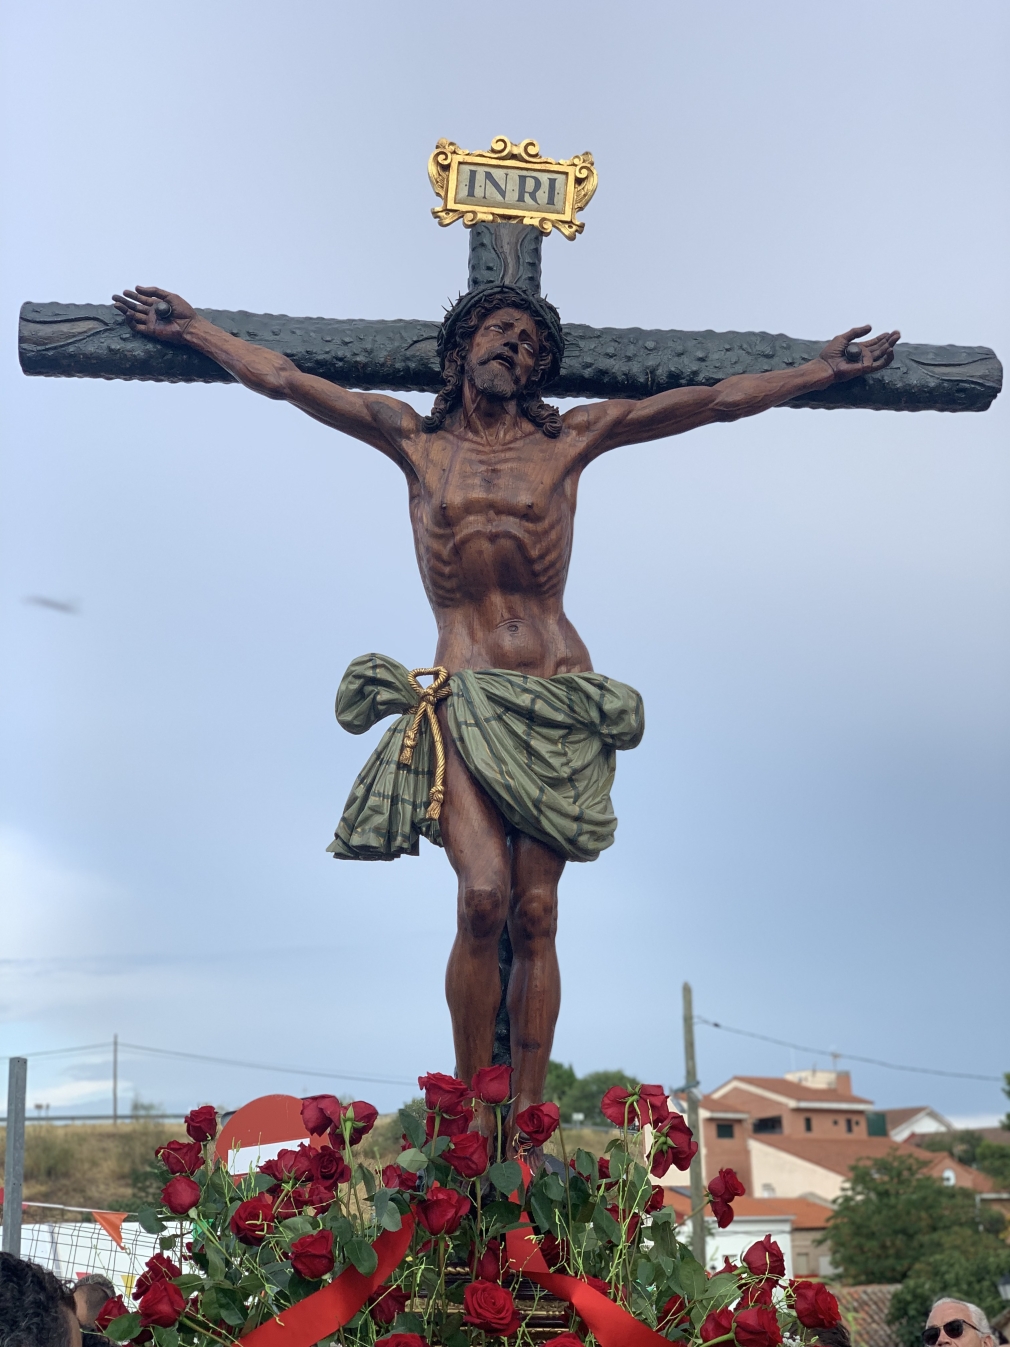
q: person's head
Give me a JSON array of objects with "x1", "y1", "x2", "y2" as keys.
[
  {"x1": 72, "y1": 1275, "x2": 116, "y2": 1329},
  {"x1": 0, "y1": 1251, "x2": 81, "y2": 1347},
  {"x1": 423, "y1": 285, "x2": 565, "y2": 438},
  {"x1": 925, "y1": 1300, "x2": 994, "y2": 1347}
]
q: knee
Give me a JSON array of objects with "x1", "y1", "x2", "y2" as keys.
[
  {"x1": 510, "y1": 885, "x2": 558, "y2": 945},
  {"x1": 459, "y1": 883, "x2": 508, "y2": 942}
]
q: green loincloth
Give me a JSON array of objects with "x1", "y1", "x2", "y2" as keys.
[{"x1": 327, "y1": 653, "x2": 645, "y2": 864}]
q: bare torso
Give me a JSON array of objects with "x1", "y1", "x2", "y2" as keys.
[{"x1": 406, "y1": 420, "x2": 590, "y2": 677}]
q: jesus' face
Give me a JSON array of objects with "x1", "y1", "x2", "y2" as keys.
[{"x1": 464, "y1": 307, "x2": 541, "y2": 400}]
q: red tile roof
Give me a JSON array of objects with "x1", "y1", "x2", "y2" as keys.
[
  {"x1": 749, "y1": 1134, "x2": 997, "y2": 1192},
  {"x1": 661, "y1": 1190, "x2": 832, "y2": 1229},
  {"x1": 708, "y1": 1076, "x2": 873, "y2": 1107},
  {"x1": 834, "y1": 1285, "x2": 901, "y2": 1347}
]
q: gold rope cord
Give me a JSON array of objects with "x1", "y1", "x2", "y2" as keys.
[{"x1": 397, "y1": 666, "x2": 452, "y2": 819}]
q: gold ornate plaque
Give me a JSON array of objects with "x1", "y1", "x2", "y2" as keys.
[{"x1": 428, "y1": 137, "x2": 597, "y2": 240}]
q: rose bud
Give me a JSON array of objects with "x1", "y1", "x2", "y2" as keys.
[
  {"x1": 418, "y1": 1071, "x2": 471, "y2": 1114},
  {"x1": 311, "y1": 1144, "x2": 351, "y2": 1186},
  {"x1": 659, "y1": 1294, "x2": 690, "y2": 1330},
  {"x1": 741, "y1": 1282, "x2": 776, "y2": 1307},
  {"x1": 184, "y1": 1104, "x2": 217, "y2": 1144},
  {"x1": 416, "y1": 1184, "x2": 471, "y2": 1237},
  {"x1": 645, "y1": 1185, "x2": 665, "y2": 1214},
  {"x1": 700, "y1": 1308, "x2": 735, "y2": 1342},
  {"x1": 793, "y1": 1281, "x2": 841, "y2": 1330},
  {"x1": 161, "y1": 1175, "x2": 201, "y2": 1215},
  {"x1": 445, "y1": 1131, "x2": 490, "y2": 1179},
  {"x1": 468, "y1": 1237, "x2": 504, "y2": 1282},
  {"x1": 742, "y1": 1235, "x2": 786, "y2": 1281},
  {"x1": 132, "y1": 1254, "x2": 180, "y2": 1300},
  {"x1": 259, "y1": 1147, "x2": 315, "y2": 1184},
  {"x1": 155, "y1": 1139, "x2": 204, "y2": 1175},
  {"x1": 514, "y1": 1102, "x2": 560, "y2": 1146},
  {"x1": 709, "y1": 1166, "x2": 745, "y2": 1201},
  {"x1": 381, "y1": 1164, "x2": 417, "y2": 1192},
  {"x1": 138, "y1": 1280, "x2": 185, "y2": 1329},
  {"x1": 301, "y1": 1093, "x2": 341, "y2": 1136},
  {"x1": 463, "y1": 1281, "x2": 521, "y2": 1336},
  {"x1": 600, "y1": 1084, "x2": 670, "y2": 1129},
  {"x1": 368, "y1": 1284, "x2": 409, "y2": 1325},
  {"x1": 735, "y1": 1305, "x2": 783, "y2": 1347},
  {"x1": 289, "y1": 1228, "x2": 335, "y2": 1280},
  {"x1": 471, "y1": 1065, "x2": 512, "y2": 1106},
  {"x1": 95, "y1": 1296, "x2": 129, "y2": 1330},
  {"x1": 230, "y1": 1193, "x2": 275, "y2": 1246}
]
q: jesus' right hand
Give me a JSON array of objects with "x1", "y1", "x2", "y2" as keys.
[{"x1": 112, "y1": 285, "x2": 198, "y2": 344}]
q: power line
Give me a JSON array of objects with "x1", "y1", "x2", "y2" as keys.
[
  {"x1": 695, "y1": 1016, "x2": 1002, "y2": 1083},
  {"x1": 8, "y1": 1043, "x2": 110, "y2": 1059}
]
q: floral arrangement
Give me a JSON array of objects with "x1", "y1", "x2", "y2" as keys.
[{"x1": 94, "y1": 1070, "x2": 841, "y2": 1347}]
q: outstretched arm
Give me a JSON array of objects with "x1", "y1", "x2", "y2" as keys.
[
  {"x1": 567, "y1": 326, "x2": 900, "y2": 462},
  {"x1": 112, "y1": 286, "x2": 421, "y2": 465}
]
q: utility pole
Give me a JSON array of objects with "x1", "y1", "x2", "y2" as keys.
[
  {"x1": 682, "y1": 982, "x2": 706, "y2": 1267},
  {"x1": 3, "y1": 1057, "x2": 28, "y2": 1256},
  {"x1": 112, "y1": 1034, "x2": 118, "y2": 1125}
]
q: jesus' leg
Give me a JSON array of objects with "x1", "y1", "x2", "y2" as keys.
[
  {"x1": 507, "y1": 832, "x2": 564, "y2": 1116},
  {"x1": 440, "y1": 717, "x2": 511, "y2": 1087}
]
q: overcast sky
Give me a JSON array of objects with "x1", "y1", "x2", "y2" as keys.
[{"x1": 1, "y1": 1, "x2": 1007, "y2": 1126}]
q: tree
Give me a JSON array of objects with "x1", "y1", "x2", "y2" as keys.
[
  {"x1": 888, "y1": 1227, "x2": 1010, "y2": 1347},
  {"x1": 824, "y1": 1151, "x2": 1005, "y2": 1285},
  {"x1": 917, "y1": 1127, "x2": 1010, "y2": 1189}
]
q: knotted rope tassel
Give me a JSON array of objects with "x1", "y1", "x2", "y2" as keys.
[{"x1": 398, "y1": 666, "x2": 452, "y2": 820}]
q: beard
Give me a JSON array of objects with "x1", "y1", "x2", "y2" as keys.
[{"x1": 465, "y1": 349, "x2": 522, "y2": 400}]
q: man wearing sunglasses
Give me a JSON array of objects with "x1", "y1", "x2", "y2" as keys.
[{"x1": 923, "y1": 1300, "x2": 994, "y2": 1347}]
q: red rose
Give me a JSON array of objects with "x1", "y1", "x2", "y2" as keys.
[
  {"x1": 735, "y1": 1306, "x2": 783, "y2": 1347},
  {"x1": 445, "y1": 1131, "x2": 490, "y2": 1179},
  {"x1": 326, "y1": 1099, "x2": 379, "y2": 1147},
  {"x1": 649, "y1": 1113, "x2": 698, "y2": 1177},
  {"x1": 584, "y1": 1275, "x2": 611, "y2": 1296},
  {"x1": 742, "y1": 1235, "x2": 785, "y2": 1281},
  {"x1": 95, "y1": 1296, "x2": 129, "y2": 1330},
  {"x1": 596, "y1": 1155, "x2": 611, "y2": 1181},
  {"x1": 230, "y1": 1193, "x2": 275, "y2": 1245},
  {"x1": 382, "y1": 1164, "x2": 417, "y2": 1192},
  {"x1": 471, "y1": 1065, "x2": 512, "y2": 1106},
  {"x1": 514, "y1": 1102, "x2": 560, "y2": 1146},
  {"x1": 700, "y1": 1307, "x2": 735, "y2": 1342},
  {"x1": 605, "y1": 1203, "x2": 640, "y2": 1239},
  {"x1": 301, "y1": 1093, "x2": 341, "y2": 1135},
  {"x1": 289, "y1": 1228, "x2": 335, "y2": 1280},
  {"x1": 418, "y1": 1071, "x2": 471, "y2": 1114},
  {"x1": 709, "y1": 1167, "x2": 745, "y2": 1201},
  {"x1": 463, "y1": 1280, "x2": 521, "y2": 1336},
  {"x1": 711, "y1": 1197, "x2": 736, "y2": 1228},
  {"x1": 161, "y1": 1175, "x2": 201, "y2": 1215},
  {"x1": 416, "y1": 1184, "x2": 471, "y2": 1236},
  {"x1": 469, "y1": 1237, "x2": 504, "y2": 1282},
  {"x1": 260, "y1": 1146, "x2": 315, "y2": 1184},
  {"x1": 155, "y1": 1139, "x2": 204, "y2": 1175},
  {"x1": 600, "y1": 1084, "x2": 671, "y2": 1129},
  {"x1": 645, "y1": 1185, "x2": 666, "y2": 1214},
  {"x1": 376, "y1": 1337, "x2": 426, "y2": 1347},
  {"x1": 133, "y1": 1254, "x2": 180, "y2": 1300},
  {"x1": 660, "y1": 1294, "x2": 690, "y2": 1330},
  {"x1": 368, "y1": 1284, "x2": 409, "y2": 1325},
  {"x1": 138, "y1": 1279, "x2": 185, "y2": 1328},
  {"x1": 741, "y1": 1282, "x2": 775, "y2": 1307},
  {"x1": 311, "y1": 1144, "x2": 351, "y2": 1186},
  {"x1": 425, "y1": 1106, "x2": 474, "y2": 1140},
  {"x1": 302, "y1": 1180, "x2": 337, "y2": 1212},
  {"x1": 544, "y1": 1337, "x2": 584, "y2": 1347},
  {"x1": 184, "y1": 1105, "x2": 217, "y2": 1144},
  {"x1": 793, "y1": 1281, "x2": 841, "y2": 1330}
]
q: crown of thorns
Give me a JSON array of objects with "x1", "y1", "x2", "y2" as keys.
[{"x1": 436, "y1": 285, "x2": 565, "y2": 382}]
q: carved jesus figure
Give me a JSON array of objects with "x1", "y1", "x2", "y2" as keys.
[{"x1": 113, "y1": 281, "x2": 897, "y2": 1130}]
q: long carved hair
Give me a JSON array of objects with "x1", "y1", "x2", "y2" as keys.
[{"x1": 421, "y1": 290, "x2": 563, "y2": 438}]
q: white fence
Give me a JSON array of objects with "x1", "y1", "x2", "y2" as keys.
[{"x1": 0, "y1": 1221, "x2": 173, "y2": 1296}]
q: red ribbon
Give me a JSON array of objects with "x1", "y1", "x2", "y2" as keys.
[
  {"x1": 239, "y1": 1214, "x2": 414, "y2": 1347},
  {"x1": 505, "y1": 1161, "x2": 669, "y2": 1347}
]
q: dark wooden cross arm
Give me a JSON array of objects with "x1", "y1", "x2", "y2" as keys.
[{"x1": 19, "y1": 299, "x2": 1002, "y2": 413}]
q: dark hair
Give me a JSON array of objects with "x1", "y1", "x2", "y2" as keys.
[
  {"x1": 422, "y1": 288, "x2": 563, "y2": 438},
  {"x1": 72, "y1": 1274, "x2": 116, "y2": 1326},
  {"x1": 0, "y1": 1251, "x2": 76, "y2": 1347}
]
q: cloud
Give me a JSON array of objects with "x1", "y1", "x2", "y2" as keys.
[{"x1": 0, "y1": 827, "x2": 121, "y2": 962}]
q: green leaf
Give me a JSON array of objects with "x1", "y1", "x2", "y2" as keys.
[
  {"x1": 279, "y1": 1215, "x2": 315, "y2": 1239},
  {"x1": 373, "y1": 1189, "x2": 402, "y2": 1232},
  {"x1": 260, "y1": 1261, "x2": 292, "y2": 1291},
  {"x1": 104, "y1": 1313, "x2": 143, "y2": 1342},
  {"x1": 249, "y1": 1171, "x2": 275, "y2": 1193},
  {"x1": 592, "y1": 1202, "x2": 623, "y2": 1245},
  {"x1": 323, "y1": 1211, "x2": 354, "y2": 1242},
  {"x1": 398, "y1": 1107, "x2": 426, "y2": 1150},
  {"x1": 531, "y1": 1188, "x2": 560, "y2": 1237},
  {"x1": 575, "y1": 1148, "x2": 596, "y2": 1178},
  {"x1": 542, "y1": 1171, "x2": 566, "y2": 1203},
  {"x1": 173, "y1": 1274, "x2": 204, "y2": 1295},
  {"x1": 706, "y1": 1272, "x2": 739, "y2": 1306},
  {"x1": 393, "y1": 1312, "x2": 427, "y2": 1335},
  {"x1": 397, "y1": 1147, "x2": 429, "y2": 1173},
  {"x1": 677, "y1": 1253, "x2": 708, "y2": 1300},
  {"x1": 482, "y1": 1199, "x2": 525, "y2": 1235},
  {"x1": 358, "y1": 1164, "x2": 377, "y2": 1198},
  {"x1": 158, "y1": 1235, "x2": 178, "y2": 1252},
  {"x1": 151, "y1": 1329, "x2": 180, "y2": 1347},
  {"x1": 216, "y1": 1298, "x2": 248, "y2": 1327},
  {"x1": 205, "y1": 1244, "x2": 226, "y2": 1282},
  {"x1": 136, "y1": 1206, "x2": 166, "y2": 1235},
  {"x1": 346, "y1": 1236, "x2": 378, "y2": 1277},
  {"x1": 287, "y1": 1272, "x2": 324, "y2": 1303},
  {"x1": 489, "y1": 1160, "x2": 523, "y2": 1197}
]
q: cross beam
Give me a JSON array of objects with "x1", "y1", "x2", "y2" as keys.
[{"x1": 19, "y1": 298, "x2": 1001, "y2": 413}]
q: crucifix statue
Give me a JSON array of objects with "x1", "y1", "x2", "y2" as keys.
[{"x1": 19, "y1": 138, "x2": 1001, "y2": 1141}]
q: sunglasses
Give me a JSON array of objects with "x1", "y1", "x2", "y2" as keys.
[{"x1": 923, "y1": 1322, "x2": 979, "y2": 1346}]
